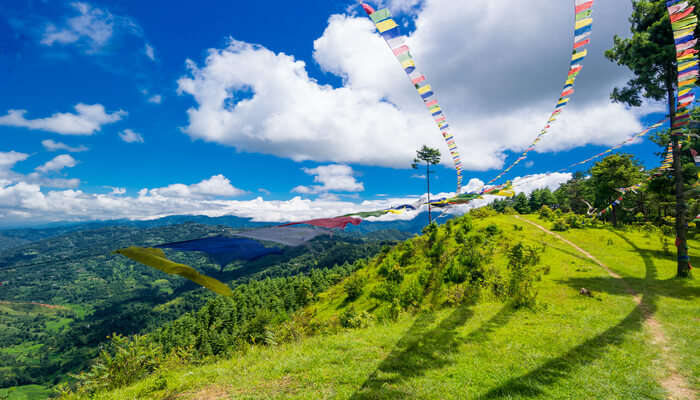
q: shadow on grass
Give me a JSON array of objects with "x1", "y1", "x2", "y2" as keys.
[
  {"x1": 351, "y1": 304, "x2": 517, "y2": 399},
  {"x1": 350, "y1": 305, "x2": 474, "y2": 399},
  {"x1": 477, "y1": 231, "x2": 662, "y2": 399}
]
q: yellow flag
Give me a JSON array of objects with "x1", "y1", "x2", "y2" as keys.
[
  {"x1": 376, "y1": 19, "x2": 398, "y2": 33},
  {"x1": 114, "y1": 247, "x2": 233, "y2": 296}
]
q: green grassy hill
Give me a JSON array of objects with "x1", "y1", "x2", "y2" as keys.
[{"x1": 60, "y1": 214, "x2": 699, "y2": 399}]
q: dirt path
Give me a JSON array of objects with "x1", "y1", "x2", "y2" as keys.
[{"x1": 513, "y1": 215, "x2": 695, "y2": 400}]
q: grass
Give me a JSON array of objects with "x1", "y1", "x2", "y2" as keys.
[
  {"x1": 71, "y1": 214, "x2": 700, "y2": 399},
  {"x1": 525, "y1": 215, "x2": 700, "y2": 392}
]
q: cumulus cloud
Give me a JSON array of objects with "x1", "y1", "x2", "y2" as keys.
[
  {"x1": 143, "y1": 174, "x2": 245, "y2": 198},
  {"x1": 292, "y1": 164, "x2": 364, "y2": 194},
  {"x1": 0, "y1": 168, "x2": 573, "y2": 227},
  {"x1": 0, "y1": 103, "x2": 125, "y2": 135},
  {"x1": 35, "y1": 154, "x2": 78, "y2": 173},
  {"x1": 118, "y1": 129, "x2": 144, "y2": 143},
  {"x1": 177, "y1": 0, "x2": 645, "y2": 175},
  {"x1": 41, "y1": 139, "x2": 89, "y2": 152},
  {"x1": 0, "y1": 151, "x2": 79, "y2": 189}
]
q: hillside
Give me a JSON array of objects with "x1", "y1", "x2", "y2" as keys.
[
  {"x1": 60, "y1": 213, "x2": 699, "y2": 399},
  {"x1": 0, "y1": 222, "x2": 405, "y2": 393}
]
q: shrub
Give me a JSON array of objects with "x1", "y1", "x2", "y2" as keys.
[
  {"x1": 370, "y1": 281, "x2": 401, "y2": 303},
  {"x1": 506, "y1": 243, "x2": 543, "y2": 309},
  {"x1": 503, "y1": 206, "x2": 518, "y2": 215},
  {"x1": 386, "y1": 264, "x2": 404, "y2": 284},
  {"x1": 339, "y1": 307, "x2": 373, "y2": 329},
  {"x1": 470, "y1": 206, "x2": 498, "y2": 218},
  {"x1": 377, "y1": 298, "x2": 402, "y2": 322},
  {"x1": 539, "y1": 205, "x2": 554, "y2": 220},
  {"x1": 484, "y1": 224, "x2": 500, "y2": 237},
  {"x1": 400, "y1": 277, "x2": 424, "y2": 308},
  {"x1": 552, "y1": 219, "x2": 569, "y2": 231},
  {"x1": 445, "y1": 284, "x2": 480, "y2": 306},
  {"x1": 344, "y1": 273, "x2": 367, "y2": 301}
]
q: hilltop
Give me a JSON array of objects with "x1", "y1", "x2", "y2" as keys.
[{"x1": 59, "y1": 212, "x2": 699, "y2": 399}]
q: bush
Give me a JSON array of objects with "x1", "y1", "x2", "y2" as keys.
[
  {"x1": 552, "y1": 219, "x2": 569, "y2": 231},
  {"x1": 506, "y1": 243, "x2": 544, "y2": 309},
  {"x1": 339, "y1": 307, "x2": 373, "y2": 329},
  {"x1": 370, "y1": 281, "x2": 401, "y2": 303},
  {"x1": 344, "y1": 273, "x2": 367, "y2": 301},
  {"x1": 470, "y1": 206, "x2": 498, "y2": 218},
  {"x1": 445, "y1": 284, "x2": 480, "y2": 306},
  {"x1": 71, "y1": 334, "x2": 165, "y2": 393},
  {"x1": 503, "y1": 206, "x2": 518, "y2": 215},
  {"x1": 539, "y1": 205, "x2": 554, "y2": 220},
  {"x1": 400, "y1": 277, "x2": 424, "y2": 308},
  {"x1": 484, "y1": 224, "x2": 500, "y2": 237}
]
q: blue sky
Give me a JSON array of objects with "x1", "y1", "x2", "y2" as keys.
[{"x1": 0, "y1": 0, "x2": 671, "y2": 226}]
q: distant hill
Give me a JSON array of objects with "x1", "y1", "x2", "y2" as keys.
[
  {"x1": 0, "y1": 219, "x2": 406, "y2": 390},
  {"x1": 0, "y1": 212, "x2": 445, "y2": 252}
]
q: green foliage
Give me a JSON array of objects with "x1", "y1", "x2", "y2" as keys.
[
  {"x1": 506, "y1": 243, "x2": 544, "y2": 309},
  {"x1": 339, "y1": 307, "x2": 373, "y2": 329},
  {"x1": 513, "y1": 193, "x2": 530, "y2": 214},
  {"x1": 484, "y1": 224, "x2": 500, "y2": 237},
  {"x1": 399, "y1": 277, "x2": 425, "y2": 308},
  {"x1": 370, "y1": 281, "x2": 401, "y2": 303},
  {"x1": 469, "y1": 206, "x2": 498, "y2": 218},
  {"x1": 552, "y1": 219, "x2": 570, "y2": 232},
  {"x1": 539, "y1": 205, "x2": 554, "y2": 220},
  {"x1": 344, "y1": 273, "x2": 367, "y2": 301}
]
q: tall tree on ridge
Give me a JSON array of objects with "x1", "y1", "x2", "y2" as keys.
[
  {"x1": 605, "y1": 0, "x2": 696, "y2": 277},
  {"x1": 412, "y1": 145, "x2": 441, "y2": 224}
]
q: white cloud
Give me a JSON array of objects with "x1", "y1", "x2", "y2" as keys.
[
  {"x1": 511, "y1": 172, "x2": 572, "y2": 194},
  {"x1": 0, "y1": 151, "x2": 29, "y2": 171},
  {"x1": 41, "y1": 2, "x2": 114, "y2": 50},
  {"x1": 36, "y1": 154, "x2": 78, "y2": 173},
  {"x1": 147, "y1": 94, "x2": 162, "y2": 104},
  {"x1": 144, "y1": 174, "x2": 245, "y2": 198},
  {"x1": 0, "y1": 168, "x2": 574, "y2": 227},
  {"x1": 119, "y1": 129, "x2": 144, "y2": 143},
  {"x1": 41, "y1": 139, "x2": 88, "y2": 152},
  {"x1": 144, "y1": 43, "x2": 155, "y2": 60},
  {"x1": 0, "y1": 103, "x2": 125, "y2": 135},
  {"x1": 177, "y1": 0, "x2": 646, "y2": 178},
  {"x1": 292, "y1": 164, "x2": 364, "y2": 194},
  {"x1": 109, "y1": 187, "x2": 126, "y2": 195},
  {"x1": 40, "y1": 2, "x2": 141, "y2": 53},
  {"x1": 0, "y1": 151, "x2": 79, "y2": 189}
]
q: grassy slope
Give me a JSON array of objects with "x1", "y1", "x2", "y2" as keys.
[
  {"x1": 532, "y1": 216, "x2": 700, "y2": 391},
  {"x1": 77, "y1": 215, "x2": 698, "y2": 399}
]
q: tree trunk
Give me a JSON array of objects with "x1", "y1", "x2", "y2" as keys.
[
  {"x1": 426, "y1": 162, "x2": 431, "y2": 224},
  {"x1": 611, "y1": 202, "x2": 618, "y2": 227},
  {"x1": 667, "y1": 76, "x2": 690, "y2": 278}
]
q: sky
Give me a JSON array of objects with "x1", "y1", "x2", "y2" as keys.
[{"x1": 0, "y1": 0, "x2": 671, "y2": 227}]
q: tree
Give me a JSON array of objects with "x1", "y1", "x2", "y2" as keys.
[
  {"x1": 605, "y1": 0, "x2": 694, "y2": 276},
  {"x1": 553, "y1": 171, "x2": 595, "y2": 214},
  {"x1": 513, "y1": 193, "x2": 530, "y2": 214},
  {"x1": 412, "y1": 145, "x2": 441, "y2": 224},
  {"x1": 589, "y1": 154, "x2": 645, "y2": 226}
]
